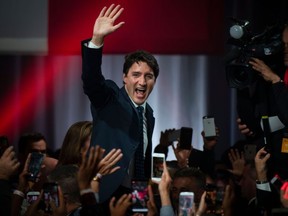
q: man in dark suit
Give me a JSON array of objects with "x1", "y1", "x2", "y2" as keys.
[{"x1": 81, "y1": 4, "x2": 159, "y2": 205}]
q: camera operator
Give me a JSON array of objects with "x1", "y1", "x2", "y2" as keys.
[
  {"x1": 237, "y1": 24, "x2": 288, "y2": 181},
  {"x1": 249, "y1": 25, "x2": 288, "y2": 124}
]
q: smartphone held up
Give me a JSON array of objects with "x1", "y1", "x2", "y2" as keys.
[
  {"x1": 203, "y1": 116, "x2": 216, "y2": 138},
  {"x1": 179, "y1": 192, "x2": 194, "y2": 216},
  {"x1": 131, "y1": 180, "x2": 149, "y2": 213},
  {"x1": 42, "y1": 182, "x2": 59, "y2": 213},
  {"x1": 168, "y1": 127, "x2": 193, "y2": 150},
  {"x1": 151, "y1": 153, "x2": 165, "y2": 182},
  {"x1": 26, "y1": 191, "x2": 40, "y2": 204},
  {"x1": 27, "y1": 152, "x2": 44, "y2": 182}
]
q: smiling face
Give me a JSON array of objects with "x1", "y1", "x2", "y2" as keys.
[{"x1": 123, "y1": 61, "x2": 156, "y2": 105}]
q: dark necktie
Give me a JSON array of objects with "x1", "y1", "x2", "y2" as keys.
[{"x1": 134, "y1": 106, "x2": 145, "y2": 179}]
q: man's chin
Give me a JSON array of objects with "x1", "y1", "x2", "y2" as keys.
[{"x1": 133, "y1": 98, "x2": 145, "y2": 105}]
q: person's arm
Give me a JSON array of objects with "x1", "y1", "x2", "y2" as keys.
[
  {"x1": 77, "y1": 145, "x2": 102, "y2": 216},
  {"x1": 254, "y1": 147, "x2": 279, "y2": 211},
  {"x1": 81, "y1": 4, "x2": 125, "y2": 108},
  {"x1": 200, "y1": 129, "x2": 218, "y2": 176},
  {"x1": 222, "y1": 185, "x2": 235, "y2": 216},
  {"x1": 254, "y1": 147, "x2": 271, "y2": 192},
  {"x1": 172, "y1": 142, "x2": 191, "y2": 168},
  {"x1": 154, "y1": 162, "x2": 176, "y2": 216},
  {"x1": 195, "y1": 191, "x2": 207, "y2": 216},
  {"x1": 11, "y1": 153, "x2": 31, "y2": 216}
]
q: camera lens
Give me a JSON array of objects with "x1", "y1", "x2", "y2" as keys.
[{"x1": 226, "y1": 64, "x2": 256, "y2": 89}]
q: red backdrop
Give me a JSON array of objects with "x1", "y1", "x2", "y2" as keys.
[{"x1": 48, "y1": 0, "x2": 224, "y2": 55}]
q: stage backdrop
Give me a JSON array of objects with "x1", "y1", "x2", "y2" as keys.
[{"x1": 48, "y1": 0, "x2": 224, "y2": 55}]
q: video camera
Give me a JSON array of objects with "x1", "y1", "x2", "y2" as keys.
[{"x1": 225, "y1": 19, "x2": 284, "y2": 89}]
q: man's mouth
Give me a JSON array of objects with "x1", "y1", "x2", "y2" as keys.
[{"x1": 135, "y1": 88, "x2": 146, "y2": 95}]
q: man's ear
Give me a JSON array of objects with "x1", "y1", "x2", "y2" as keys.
[{"x1": 122, "y1": 73, "x2": 127, "y2": 84}]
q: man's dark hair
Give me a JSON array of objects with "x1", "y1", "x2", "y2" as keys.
[
  {"x1": 123, "y1": 50, "x2": 159, "y2": 79},
  {"x1": 173, "y1": 167, "x2": 206, "y2": 189},
  {"x1": 18, "y1": 132, "x2": 46, "y2": 154},
  {"x1": 48, "y1": 164, "x2": 80, "y2": 205}
]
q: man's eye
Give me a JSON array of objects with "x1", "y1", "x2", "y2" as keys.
[{"x1": 146, "y1": 75, "x2": 154, "y2": 79}]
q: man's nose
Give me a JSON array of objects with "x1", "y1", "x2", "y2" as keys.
[{"x1": 139, "y1": 75, "x2": 146, "y2": 85}]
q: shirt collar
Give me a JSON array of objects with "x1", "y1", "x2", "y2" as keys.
[{"x1": 130, "y1": 98, "x2": 146, "y2": 113}]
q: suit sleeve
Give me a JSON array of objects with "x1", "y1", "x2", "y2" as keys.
[{"x1": 81, "y1": 39, "x2": 113, "y2": 108}]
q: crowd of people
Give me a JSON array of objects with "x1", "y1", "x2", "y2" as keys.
[{"x1": 1, "y1": 3, "x2": 288, "y2": 216}]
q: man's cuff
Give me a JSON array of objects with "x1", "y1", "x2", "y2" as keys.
[
  {"x1": 256, "y1": 182, "x2": 271, "y2": 192},
  {"x1": 87, "y1": 41, "x2": 103, "y2": 49}
]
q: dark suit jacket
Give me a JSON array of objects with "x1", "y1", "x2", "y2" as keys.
[
  {"x1": 81, "y1": 39, "x2": 154, "y2": 202},
  {"x1": 237, "y1": 78, "x2": 288, "y2": 180},
  {"x1": 256, "y1": 185, "x2": 282, "y2": 214},
  {"x1": 0, "y1": 179, "x2": 12, "y2": 216}
]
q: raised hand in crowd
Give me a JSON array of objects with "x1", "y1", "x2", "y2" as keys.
[
  {"x1": 109, "y1": 193, "x2": 132, "y2": 216},
  {"x1": 236, "y1": 118, "x2": 254, "y2": 137},
  {"x1": 90, "y1": 147, "x2": 123, "y2": 193},
  {"x1": 96, "y1": 148, "x2": 123, "y2": 177},
  {"x1": 157, "y1": 162, "x2": 172, "y2": 206},
  {"x1": 0, "y1": 146, "x2": 20, "y2": 180},
  {"x1": 172, "y1": 142, "x2": 191, "y2": 168},
  {"x1": 23, "y1": 191, "x2": 44, "y2": 216},
  {"x1": 153, "y1": 161, "x2": 175, "y2": 216},
  {"x1": 254, "y1": 147, "x2": 270, "y2": 182},
  {"x1": 23, "y1": 186, "x2": 66, "y2": 216},
  {"x1": 49, "y1": 186, "x2": 66, "y2": 216},
  {"x1": 77, "y1": 145, "x2": 106, "y2": 216},
  {"x1": 18, "y1": 153, "x2": 32, "y2": 192},
  {"x1": 202, "y1": 127, "x2": 220, "y2": 150},
  {"x1": 78, "y1": 145, "x2": 102, "y2": 191},
  {"x1": 11, "y1": 153, "x2": 31, "y2": 216},
  {"x1": 227, "y1": 148, "x2": 245, "y2": 179},
  {"x1": 11, "y1": 153, "x2": 46, "y2": 216}
]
